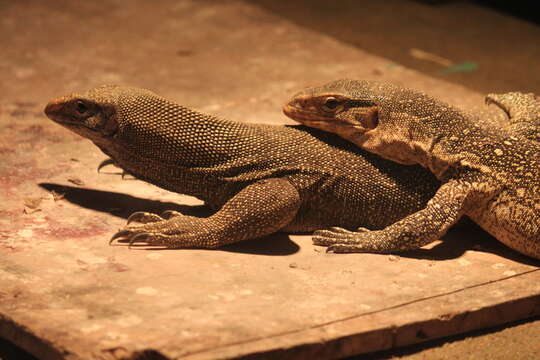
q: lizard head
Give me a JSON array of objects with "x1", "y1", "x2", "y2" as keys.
[
  {"x1": 45, "y1": 85, "x2": 242, "y2": 168},
  {"x1": 283, "y1": 79, "x2": 380, "y2": 142},
  {"x1": 44, "y1": 85, "x2": 120, "y2": 142},
  {"x1": 284, "y1": 79, "x2": 466, "y2": 166}
]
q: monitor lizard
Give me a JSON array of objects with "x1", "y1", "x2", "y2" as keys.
[
  {"x1": 283, "y1": 80, "x2": 540, "y2": 260},
  {"x1": 44, "y1": 85, "x2": 441, "y2": 249}
]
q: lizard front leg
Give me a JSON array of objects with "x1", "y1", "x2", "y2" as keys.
[
  {"x1": 111, "y1": 178, "x2": 301, "y2": 249},
  {"x1": 314, "y1": 179, "x2": 472, "y2": 253}
]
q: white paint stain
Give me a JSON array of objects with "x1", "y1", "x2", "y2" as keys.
[
  {"x1": 0, "y1": 270, "x2": 18, "y2": 281},
  {"x1": 77, "y1": 255, "x2": 107, "y2": 265},
  {"x1": 503, "y1": 270, "x2": 517, "y2": 276},
  {"x1": 457, "y1": 258, "x2": 471, "y2": 266},
  {"x1": 146, "y1": 253, "x2": 162, "y2": 260},
  {"x1": 491, "y1": 263, "x2": 506, "y2": 269},
  {"x1": 16, "y1": 229, "x2": 34, "y2": 238},
  {"x1": 217, "y1": 292, "x2": 236, "y2": 301},
  {"x1": 136, "y1": 287, "x2": 158, "y2": 296},
  {"x1": 80, "y1": 323, "x2": 104, "y2": 334},
  {"x1": 105, "y1": 331, "x2": 129, "y2": 341},
  {"x1": 116, "y1": 315, "x2": 143, "y2": 327}
]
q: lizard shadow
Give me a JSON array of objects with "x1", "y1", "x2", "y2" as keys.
[
  {"x1": 122, "y1": 233, "x2": 300, "y2": 256},
  {"x1": 37, "y1": 183, "x2": 539, "y2": 263},
  {"x1": 38, "y1": 183, "x2": 300, "y2": 256},
  {"x1": 398, "y1": 218, "x2": 540, "y2": 267},
  {"x1": 39, "y1": 183, "x2": 208, "y2": 219}
]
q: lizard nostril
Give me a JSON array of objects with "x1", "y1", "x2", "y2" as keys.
[{"x1": 44, "y1": 101, "x2": 63, "y2": 117}]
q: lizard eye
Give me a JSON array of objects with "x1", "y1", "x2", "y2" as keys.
[
  {"x1": 322, "y1": 97, "x2": 340, "y2": 112},
  {"x1": 75, "y1": 100, "x2": 88, "y2": 115}
]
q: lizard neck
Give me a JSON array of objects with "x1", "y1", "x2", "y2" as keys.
[
  {"x1": 94, "y1": 99, "x2": 264, "y2": 204},
  {"x1": 363, "y1": 98, "x2": 491, "y2": 179},
  {"x1": 114, "y1": 99, "x2": 254, "y2": 168}
]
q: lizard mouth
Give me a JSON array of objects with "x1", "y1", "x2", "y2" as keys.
[
  {"x1": 44, "y1": 101, "x2": 84, "y2": 127},
  {"x1": 282, "y1": 103, "x2": 364, "y2": 131},
  {"x1": 44, "y1": 100, "x2": 100, "y2": 133},
  {"x1": 283, "y1": 104, "x2": 336, "y2": 124}
]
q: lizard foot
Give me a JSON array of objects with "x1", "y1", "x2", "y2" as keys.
[
  {"x1": 312, "y1": 227, "x2": 390, "y2": 253},
  {"x1": 312, "y1": 227, "x2": 369, "y2": 246},
  {"x1": 109, "y1": 228, "x2": 170, "y2": 248},
  {"x1": 110, "y1": 214, "x2": 221, "y2": 249}
]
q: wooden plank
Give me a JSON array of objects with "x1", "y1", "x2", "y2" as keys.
[{"x1": 0, "y1": 1, "x2": 539, "y2": 359}]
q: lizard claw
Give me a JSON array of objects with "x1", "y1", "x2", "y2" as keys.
[
  {"x1": 126, "y1": 211, "x2": 164, "y2": 225},
  {"x1": 485, "y1": 94, "x2": 510, "y2": 118},
  {"x1": 327, "y1": 227, "x2": 368, "y2": 234},
  {"x1": 109, "y1": 229, "x2": 135, "y2": 245},
  {"x1": 121, "y1": 170, "x2": 134, "y2": 179},
  {"x1": 161, "y1": 210, "x2": 183, "y2": 219},
  {"x1": 97, "y1": 158, "x2": 117, "y2": 173},
  {"x1": 326, "y1": 244, "x2": 366, "y2": 253},
  {"x1": 128, "y1": 232, "x2": 153, "y2": 248},
  {"x1": 484, "y1": 94, "x2": 497, "y2": 106},
  {"x1": 312, "y1": 227, "x2": 374, "y2": 247},
  {"x1": 328, "y1": 227, "x2": 353, "y2": 234}
]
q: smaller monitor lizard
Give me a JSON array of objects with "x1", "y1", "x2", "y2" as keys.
[{"x1": 284, "y1": 80, "x2": 540, "y2": 260}]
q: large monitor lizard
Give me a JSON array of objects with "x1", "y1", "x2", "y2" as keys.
[
  {"x1": 44, "y1": 85, "x2": 441, "y2": 249},
  {"x1": 283, "y1": 80, "x2": 540, "y2": 260}
]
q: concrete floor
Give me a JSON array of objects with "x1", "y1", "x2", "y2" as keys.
[{"x1": 1, "y1": 0, "x2": 539, "y2": 359}]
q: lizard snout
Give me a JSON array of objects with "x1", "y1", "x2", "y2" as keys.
[{"x1": 44, "y1": 99, "x2": 65, "y2": 120}]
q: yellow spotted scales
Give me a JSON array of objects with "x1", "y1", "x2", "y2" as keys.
[
  {"x1": 486, "y1": 91, "x2": 540, "y2": 143},
  {"x1": 44, "y1": 85, "x2": 442, "y2": 249},
  {"x1": 284, "y1": 80, "x2": 540, "y2": 260}
]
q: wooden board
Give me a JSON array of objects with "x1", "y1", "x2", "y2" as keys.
[{"x1": 0, "y1": 1, "x2": 538, "y2": 359}]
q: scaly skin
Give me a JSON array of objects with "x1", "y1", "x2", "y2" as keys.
[
  {"x1": 44, "y1": 85, "x2": 440, "y2": 249},
  {"x1": 284, "y1": 80, "x2": 540, "y2": 260},
  {"x1": 485, "y1": 92, "x2": 540, "y2": 142}
]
